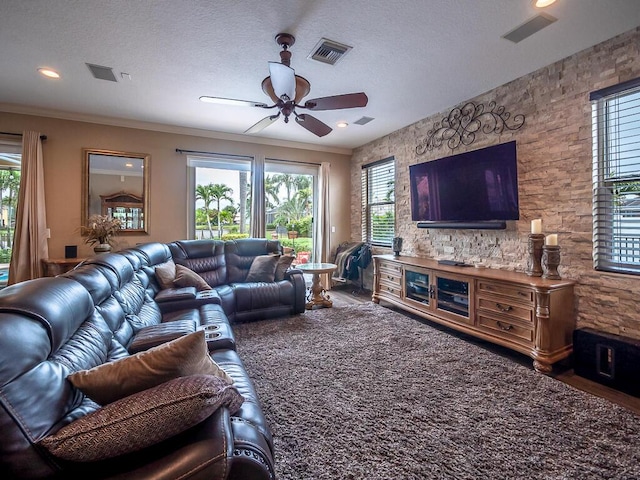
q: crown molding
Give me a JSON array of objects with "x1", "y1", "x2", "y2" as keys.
[{"x1": 0, "y1": 103, "x2": 353, "y2": 156}]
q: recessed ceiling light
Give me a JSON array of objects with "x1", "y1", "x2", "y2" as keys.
[
  {"x1": 125, "y1": 163, "x2": 133, "y2": 168},
  {"x1": 336, "y1": 121, "x2": 349, "y2": 128},
  {"x1": 534, "y1": 0, "x2": 556, "y2": 7},
  {"x1": 38, "y1": 68, "x2": 60, "y2": 79}
]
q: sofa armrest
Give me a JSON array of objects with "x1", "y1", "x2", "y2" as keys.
[
  {"x1": 156, "y1": 289, "x2": 223, "y2": 314},
  {"x1": 284, "y1": 268, "x2": 306, "y2": 314},
  {"x1": 155, "y1": 287, "x2": 197, "y2": 303},
  {"x1": 228, "y1": 417, "x2": 276, "y2": 480}
]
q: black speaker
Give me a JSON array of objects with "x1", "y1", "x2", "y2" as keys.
[
  {"x1": 573, "y1": 328, "x2": 640, "y2": 397},
  {"x1": 65, "y1": 245, "x2": 78, "y2": 259}
]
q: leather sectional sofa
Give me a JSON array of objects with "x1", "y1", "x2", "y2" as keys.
[{"x1": 0, "y1": 239, "x2": 306, "y2": 479}]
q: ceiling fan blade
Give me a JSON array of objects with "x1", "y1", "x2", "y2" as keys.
[
  {"x1": 199, "y1": 96, "x2": 268, "y2": 108},
  {"x1": 303, "y1": 92, "x2": 368, "y2": 111},
  {"x1": 295, "y1": 114, "x2": 332, "y2": 137},
  {"x1": 245, "y1": 114, "x2": 279, "y2": 134},
  {"x1": 268, "y1": 62, "x2": 296, "y2": 100}
]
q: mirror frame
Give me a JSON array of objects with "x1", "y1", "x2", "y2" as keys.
[{"x1": 82, "y1": 148, "x2": 150, "y2": 235}]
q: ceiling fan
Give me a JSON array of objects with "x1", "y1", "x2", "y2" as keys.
[{"x1": 200, "y1": 33, "x2": 368, "y2": 137}]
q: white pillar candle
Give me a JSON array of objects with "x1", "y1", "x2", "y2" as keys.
[
  {"x1": 545, "y1": 234, "x2": 558, "y2": 246},
  {"x1": 531, "y1": 219, "x2": 542, "y2": 234}
]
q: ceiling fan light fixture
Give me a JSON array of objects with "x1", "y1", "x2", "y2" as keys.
[
  {"x1": 534, "y1": 0, "x2": 556, "y2": 7},
  {"x1": 261, "y1": 75, "x2": 310, "y2": 104}
]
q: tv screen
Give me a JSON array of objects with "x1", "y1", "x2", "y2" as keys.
[{"x1": 410, "y1": 141, "x2": 519, "y2": 223}]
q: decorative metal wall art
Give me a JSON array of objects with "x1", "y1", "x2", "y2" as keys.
[{"x1": 415, "y1": 101, "x2": 525, "y2": 155}]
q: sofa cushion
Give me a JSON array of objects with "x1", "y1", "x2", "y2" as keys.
[
  {"x1": 68, "y1": 330, "x2": 232, "y2": 405},
  {"x1": 168, "y1": 239, "x2": 228, "y2": 287},
  {"x1": 274, "y1": 254, "x2": 295, "y2": 281},
  {"x1": 39, "y1": 374, "x2": 244, "y2": 462},
  {"x1": 155, "y1": 259, "x2": 177, "y2": 289},
  {"x1": 174, "y1": 264, "x2": 212, "y2": 291},
  {"x1": 225, "y1": 239, "x2": 282, "y2": 283},
  {"x1": 246, "y1": 254, "x2": 280, "y2": 282}
]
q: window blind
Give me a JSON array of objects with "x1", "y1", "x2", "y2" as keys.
[
  {"x1": 592, "y1": 79, "x2": 640, "y2": 274},
  {"x1": 361, "y1": 157, "x2": 395, "y2": 246}
]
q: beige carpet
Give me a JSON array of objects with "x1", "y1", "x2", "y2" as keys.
[{"x1": 233, "y1": 303, "x2": 640, "y2": 480}]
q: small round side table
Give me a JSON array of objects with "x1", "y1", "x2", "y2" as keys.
[{"x1": 295, "y1": 262, "x2": 338, "y2": 309}]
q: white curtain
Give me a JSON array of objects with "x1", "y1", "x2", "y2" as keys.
[
  {"x1": 314, "y1": 162, "x2": 331, "y2": 285},
  {"x1": 251, "y1": 155, "x2": 266, "y2": 238},
  {"x1": 8, "y1": 131, "x2": 48, "y2": 284}
]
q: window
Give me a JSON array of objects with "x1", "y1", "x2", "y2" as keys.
[
  {"x1": 0, "y1": 139, "x2": 21, "y2": 289},
  {"x1": 265, "y1": 159, "x2": 317, "y2": 264},
  {"x1": 361, "y1": 157, "x2": 395, "y2": 246},
  {"x1": 592, "y1": 77, "x2": 640, "y2": 274},
  {"x1": 187, "y1": 155, "x2": 252, "y2": 240}
]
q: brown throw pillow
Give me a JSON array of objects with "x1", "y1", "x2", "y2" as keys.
[
  {"x1": 68, "y1": 330, "x2": 233, "y2": 405},
  {"x1": 173, "y1": 264, "x2": 212, "y2": 291},
  {"x1": 39, "y1": 374, "x2": 244, "y2": 462},
  {"x1": 154, "y1": 259, "x2": 176, "y2": 290},
  {"x1": 246, "y1": 254, "x2": 280, "y2": 282},
  {"x1": 274, "y1": 254, "x2": 295, "y2": 281}
]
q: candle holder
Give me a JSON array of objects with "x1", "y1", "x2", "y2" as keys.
[
  {"x1": 525, "y1": 234, "x2": 544, "y2": 277},
  {"x1": 542, "y1": 245, "x2": 561, "y2": 279}
]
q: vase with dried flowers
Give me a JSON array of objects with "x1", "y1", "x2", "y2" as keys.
[{"x1": 82, "y1": 214, "x2": 122, "y2": 253}]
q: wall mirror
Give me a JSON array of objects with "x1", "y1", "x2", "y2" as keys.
[{"x1": 82, "y1": 148, "x2": 150, "y2": 234}]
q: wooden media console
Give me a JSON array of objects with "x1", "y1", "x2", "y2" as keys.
[{"x1": 372, "y1": 255, "x2": 576, "y2": 373}]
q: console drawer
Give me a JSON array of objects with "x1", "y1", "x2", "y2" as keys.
[
  {"x1": 379, "y1": 281, "x2": 401, "y2": 298},
  {"x1": 379, "y1": 261, "x2": 401, "y2": 276},
  {"x1": 476, "y1": 297, "x2": 533, "y2": 324},
  {"x1": 379, "y1": 268, "x2": 401, "y2": 286},
  {"x1": 477, "y1": 280, "x2": 534, "y2": 304},
  {"x1": 477, "y1": 312, "x2": 534, "y2": 346}
]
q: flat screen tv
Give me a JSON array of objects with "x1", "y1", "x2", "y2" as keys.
[{"x1": 409, "y1": 141, "x2": 519, "y2": 227}]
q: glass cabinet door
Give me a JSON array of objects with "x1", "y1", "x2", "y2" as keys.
[
  {"x1": 405, "y1": 269, "x2": 431, "y2": 305},
  {"x1": 435, "y1": 275, "x2": 471, "y2": 323}
]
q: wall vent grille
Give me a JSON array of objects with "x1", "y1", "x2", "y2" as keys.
[
  {"x1": 308, "y1": 39, "x2": 352, "y2": 65},
  {"x1": 354, "y1": 116, "x2": 375, "y2": 126},
  {"x1": 86, "y1": 63, "x2": 118, "y2": 82},
  {"x1": 502, "y1": 13, "x2": 557, "y2": 43}
]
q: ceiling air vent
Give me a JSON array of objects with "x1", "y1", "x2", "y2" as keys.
[
  {"x1": 502, "y1": 13, "x2": 557, "y2": 43},
  {"x1": 86, "y1": 63, "x2": 118, "y2": 82},
  {"x1": 354, "y1": 116, "x2": 374, "y2": 126},
  {"x1": 308, "y1": 38, "x2": 352, "y2": 66}
]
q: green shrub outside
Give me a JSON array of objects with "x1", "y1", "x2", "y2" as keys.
[
  {"x1": 221, "y1": 233, "x2": 250, "y2": 241},
  {"x1": 294, "y1": 217, "x2": 312, "y2": 237},
  {"x1": 279, "y1": 237, "x2": 312, "y2": 252},
  {"x1": 0, "y1": 249, "x2": 11, "y2": 263}
]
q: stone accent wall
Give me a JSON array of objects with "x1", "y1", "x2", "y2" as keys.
[{"x1": 351, "y1": 27, "x2": 640, "y2": 340}]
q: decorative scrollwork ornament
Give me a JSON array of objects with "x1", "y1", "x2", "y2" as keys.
[{"x1": 416, "y1": 101, "x2": 525, "y2": 155}]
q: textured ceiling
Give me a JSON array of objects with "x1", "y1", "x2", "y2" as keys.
[{"x1": 1, "y1": 0, "x2": 639, "y2": 152}]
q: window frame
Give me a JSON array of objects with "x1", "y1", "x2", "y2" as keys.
[
  {"x1": 591, "y1": 77, "x2": 640, "y2": 275},
  {"x1": 361, "y1": 157, "x2": 395, "y2": 247}
]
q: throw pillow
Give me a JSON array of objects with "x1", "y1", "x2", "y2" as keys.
[
  {"x1": 173, "y1": 264, "x2": 212, "y2": 291},
  {"x1": 68, "y1": 330, "x2": 233, "y2": 405},
  {"x1": 274, "y1": 254, "x2": 295, "y2": 281},
  {"x1": 39, "y1": 374, "x2": 244, "y2": 462},
  {"x1": 245, "y1": 254, "x2": 280, "y2": 282},
  {"x1": 154, "y1": 259, "x2": 176, "y2": 290}
]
